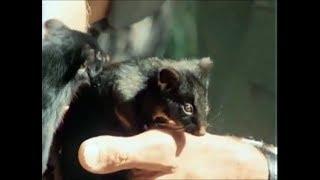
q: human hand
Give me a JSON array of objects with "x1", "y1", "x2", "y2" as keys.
[{"x1": 78, "y1": 129, "x2": 269, "y2": 179}]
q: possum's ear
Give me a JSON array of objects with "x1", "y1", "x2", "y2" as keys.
[
  {"x1": 158, "y1": 68, "x2": 180, "y2": 91},
  {"x1": 44, "y1": 19, "x2": 68, "y2": 35},
  {"x1": 198, "y1": 57, "x2": 213, "y2": 74}
]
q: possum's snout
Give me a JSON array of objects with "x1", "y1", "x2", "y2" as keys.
[{"x1": 185, "y1": 123, "x2": 207, "y2": 136}]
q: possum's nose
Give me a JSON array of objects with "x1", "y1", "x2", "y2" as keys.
[
  {"x1": 185, "y1": 122, "x2": 206, "y2": 136},
  {"x1": 191, "y1": 119, "x2": 207, "y2": 136},
  {"x1": 195, "y1": 126, "x2": 206, "y2": 136}
]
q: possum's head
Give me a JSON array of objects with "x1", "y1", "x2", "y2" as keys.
[
  {"x1": 136, "y1": 58, "x2": 213, "y2": 136},
  {"x1": 42, "y1": 19, "x2": 107, "y2": 87}
]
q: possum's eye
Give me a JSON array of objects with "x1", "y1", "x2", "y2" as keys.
[{"x1": 182, "y1": 103, "x2": 194, "y2": 115}]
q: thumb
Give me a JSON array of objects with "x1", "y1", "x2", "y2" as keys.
[{"x1": 78, "y1": 130, "x2": 178, "y2": 175}]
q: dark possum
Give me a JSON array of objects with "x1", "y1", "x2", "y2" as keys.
[
  {"x1": 42, "y1": 19, "x2": 106, "y2": 174},
  {"x1": 59, "y1": 57, "x2": 213, "y2": 179}
]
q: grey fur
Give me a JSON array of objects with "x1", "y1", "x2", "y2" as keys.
[
  {"x1": 42, "y1": 19, "x2": 103, "y2": 174},
  {"x1": 42, "y1": 68, "x2": 89, "y2": 174}
]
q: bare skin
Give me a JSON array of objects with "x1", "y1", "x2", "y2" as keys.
[{"x1": 78, "y1": 130, "x2": 269, "y2": 179}]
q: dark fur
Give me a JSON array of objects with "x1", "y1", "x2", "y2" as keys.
[
  {"x1": 59, "y1": 57, "x2": 213, "y2": 179},
  {"x1": 42, "y1": 19, "x2": 105, "y2": 174}
]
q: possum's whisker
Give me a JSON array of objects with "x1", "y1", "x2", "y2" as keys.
[{"x1": 212, "y1": 105, "x2": 223, "y2": 122}]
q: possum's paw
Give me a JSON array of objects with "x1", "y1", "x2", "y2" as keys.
[
  {"x1": 82, "y1": 44, "x2": 107, "y2": 78},
  {"x1": 74, "y1": 67, "x2": 90, "y2": 85}
]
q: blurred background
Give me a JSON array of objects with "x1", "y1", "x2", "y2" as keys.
[{"x1": 91, "y1": 0, "x2": 276, "y2": 145}]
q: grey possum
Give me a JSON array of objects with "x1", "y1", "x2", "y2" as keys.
[
  {"x1": 59, "y1": 57, "x2": 213, "y2": 179},
  {"x1": 42, "y1": 19, "x2": 106, "y2": 175}
]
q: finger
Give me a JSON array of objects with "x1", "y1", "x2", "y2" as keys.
[{"x1": 78, "y1": 130, "x2": 178, "y2": 175}]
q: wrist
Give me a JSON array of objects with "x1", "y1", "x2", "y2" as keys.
[
  {"x1": 241, "y1": 138, "x2": 277, "y2": 180},
  {"x1": 205, "y1": 135, "x2": 270, "y2": 179}
]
